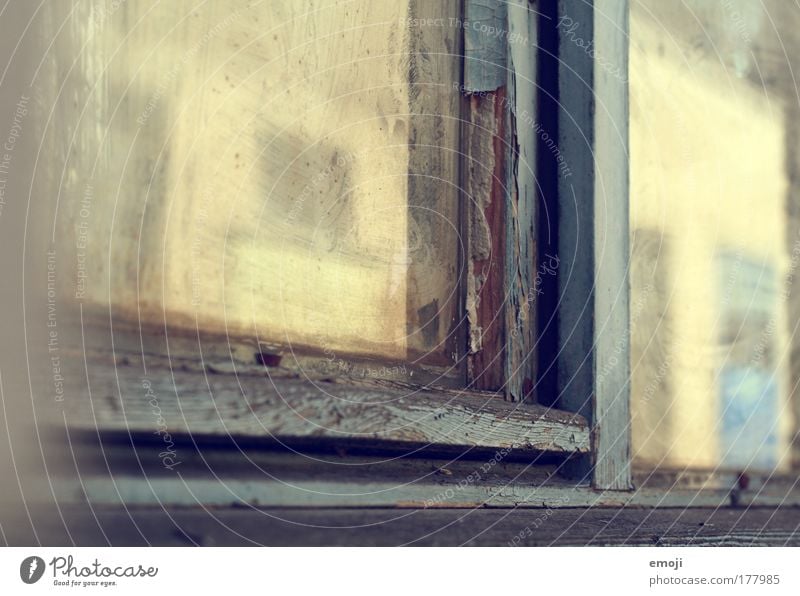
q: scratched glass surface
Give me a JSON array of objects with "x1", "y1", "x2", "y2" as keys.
[
  {"x1": 36, "y1": 1, "x2": 463, "y2": 376},
  {"x1": 629, "y1": 0, "x2": 800, "y2": 474}
]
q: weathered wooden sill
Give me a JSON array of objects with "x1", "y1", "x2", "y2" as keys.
[{"x1": 66, "y1": 360, "x2": 590, "y2": 455}]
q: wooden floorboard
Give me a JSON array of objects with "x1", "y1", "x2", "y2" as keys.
[{"x1": 5, "y1": 506, "x2": 800, "y2": 546}]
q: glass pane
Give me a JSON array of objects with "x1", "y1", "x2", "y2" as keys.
[
  {"x1": 630, "y1": 0, "x2": 800, "y2": 473},
  {"x1": 37, "y1": 0, "x2": 462, "y2": 376}
]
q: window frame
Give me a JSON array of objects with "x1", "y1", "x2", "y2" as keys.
[
  {"x1": 457, "y1": 0, "x2": 633, "y2": 492},
  {"x1": 5, "y1": 0, "x2": 799, "y2": 546},
  {"x1": 553, "y1": 0, "x2": 632, "y2": 490},
  {"x1": 62, "y1": 0, "x2": 632, "y2": 501}
]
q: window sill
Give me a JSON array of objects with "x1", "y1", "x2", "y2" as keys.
[{"x1": 66, "y1": 359, "x2": 590, "y2": 455}]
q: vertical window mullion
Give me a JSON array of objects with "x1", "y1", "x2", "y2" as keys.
[{"x1": 556, "y1": 0, "x2": 632, "y2": 490}]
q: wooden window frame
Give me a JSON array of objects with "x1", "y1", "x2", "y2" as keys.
[
  {"x1": 554, "y1": 0, "x2": 631, "y2": 490},
  {"x1": 63, "y1": 0, "x2": 632, "y2": 503},
  {"x1": 81, "y1": 0, "x2": 800, "y2": 512},
  {"x1": 0, "y1": 0, "x2": 796, "y2": 550}
]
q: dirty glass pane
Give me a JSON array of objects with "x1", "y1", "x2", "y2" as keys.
[
  {"x1": 37, "y1": 0, "x2": 462, "y2": 378},
  {"x1": 630, "y1": 0, "x2": 800, "y2": 473}
]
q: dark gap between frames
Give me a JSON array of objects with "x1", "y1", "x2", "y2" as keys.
[{"x1": 535, "y1": 0, "x2": 561, "y2": 410}]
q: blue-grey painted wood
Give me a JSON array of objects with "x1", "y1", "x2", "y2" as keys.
[
  {"x1": 51, "y1": 435, "x2": 800, "y2": 510},
  {"x1": 64, "y1": 358, "x2": 591, "y2": 454},
  {"x1": 464, "y1": 0, "x2": 508, "y2": 92},
  {"x1": 556, "y1": 0, "x2": 631, "y2": 490},
  {"x1": 505, "y1": 0, "x2": 539, "y2": 402}
]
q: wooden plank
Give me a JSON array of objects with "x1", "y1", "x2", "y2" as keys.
[
  {"x1": 8, "y1": 505, "x2": 800, "y2": 546},
  {"x1": 464, "y1": 90, "x2": 508, "y2": 392},
  {"x1": 462, "y1": 2, "x2": 539, "y2": 403},
  {"x1": 68, "y1": 474, "x2": 800, "y2": 510},
  {"x1": 51, "y1": 440, "x2": 800, "y2": 510},
  {"x1": 504, "y1": 1, "x2": 538, "y2": 402},
  {"x1": 63, "y1": 360, "x2": 590, "y2": 454},
  {"x1": 556, "y1": 0, "x2": 631, "y2": 489}
]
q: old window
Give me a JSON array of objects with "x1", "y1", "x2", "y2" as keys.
[
  {"x1": 23, "y1": 0, "x2": 799, "y2": 516},
  {"x1": 33, "y1": 0, "x2": 594, "y2": 485}
]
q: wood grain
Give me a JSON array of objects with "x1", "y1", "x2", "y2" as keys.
[
  {"x1": 462, "y1": 1, "x2": 539, "y2": 402},
  {"x1": 465, "y1": 90, "x2": 508, "y2": 392},
  {"x1": 36, "y1": 434, "x2": 800, "y2": 510},
  {"x1": 64, "y1": 360, "x2": 590, "y2": 453},
  {"x1": 8, "y1": 505, "x2": 800, "y2": 546},
  {"x1": 504, "y1": 0, "x2": 539, "y2": 403}
]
